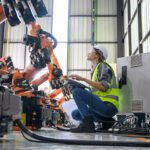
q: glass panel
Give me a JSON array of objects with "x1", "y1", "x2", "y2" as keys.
[
  {"x1": 141, "y1": 0, "x2": 150, "y2": 38},
  {"x1": 96, "y1": 17, "x2": 117, "y2": 42},
  {"x1": 4, "y1": 22, "x2": 26, "y2": 42},
  {"x1": 3, "y1": 43, "x2": 25, "y2": 69},
  {"x1": 70, "y1": 0, "x2": 92, "y2": 15},
  {"x1": 97, "y1": 0, "x2": 117, "y2": 15},
  {"x1": 44, "y1": 0, "x2": 53, "y2": 15},
  {"x1": 67, "y1": 43, "x2": 91, "y2": 70},
  {"x1": 131, "y1": 14, "x2": 139, "y2": 53},
  {"x1": 53, "y1": 0, "x2": 68, "y2": 42},
  {"x1": 36, "y1": 17, "x2": 52, "y2": 33},
  {"x1": 124, "y1": 33, "x2": 129, "y2": 56},
  {"x1": 130, "y1": 0, "x2": 137, "y2": 18},
  {"x1": 143, "y1": 36, "x2": 150, "y2": 53},
  {"x1": 124, "y1": 4, "x2": 128, "y2": 33},
  {"x1": 69, "y1": 17, "x2": 91, "y2": 41},
  {"x1": 53, "y1": 43, "x2": 68, "y2": 75}
]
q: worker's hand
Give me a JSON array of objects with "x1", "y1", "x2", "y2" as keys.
[
  {"x1": 63, "y1": 75, "x2": 69, "y2": 79},
  {"x1": 69, "y1": 74, "x2": 85, "y2": 81},
  {"x1": 29, "y1": 23, "x2": 41, "y2": 37}
]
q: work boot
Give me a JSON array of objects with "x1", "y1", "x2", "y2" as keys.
[
  {"x1": 71, "y1": 116, "x2": 95, "y2": 133},
  {"x1": 102, "y1": 118, "x2": 116, "y2": 130}
]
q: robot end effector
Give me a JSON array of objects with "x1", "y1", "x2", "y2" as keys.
[{"x1": 0, "y1": 0, "x2": 48, "y2": 26}]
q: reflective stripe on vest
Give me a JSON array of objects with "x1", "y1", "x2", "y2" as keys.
[{"x1": 91, "y1": 62, "x2": 119, "y2": 110}]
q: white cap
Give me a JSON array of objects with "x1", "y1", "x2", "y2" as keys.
[{"x1": 93, "y1": 45, "x2": 108, "y2": 60}]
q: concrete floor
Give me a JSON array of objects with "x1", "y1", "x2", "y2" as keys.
[{"x1": 0, "y1": 128, "x2": 150, "y2": 150}]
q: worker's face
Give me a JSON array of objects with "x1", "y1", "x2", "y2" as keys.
[{"x1": 87, "y1": 49, "x2": 99, "y2": 61}]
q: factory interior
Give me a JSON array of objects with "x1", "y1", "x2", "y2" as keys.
[{"x1": 1, "y1": 0, "x2": 150, "y2": 149}]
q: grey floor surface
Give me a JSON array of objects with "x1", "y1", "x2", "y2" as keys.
[{"x1": 0, "y1": 128, "x2": 150, "y2": 150}]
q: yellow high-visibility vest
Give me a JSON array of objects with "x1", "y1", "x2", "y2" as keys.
[{"x1": 91, "y1": 62, "x2": 119, "y2": 110}]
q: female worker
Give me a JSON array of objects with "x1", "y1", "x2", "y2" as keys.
[{"x1": 69, "y1": 45, "x2": 119, "y2": 133}]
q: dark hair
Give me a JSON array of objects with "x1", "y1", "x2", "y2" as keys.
[{"x1": 94, "y1": 48, "x2": 104, "y2": 62}]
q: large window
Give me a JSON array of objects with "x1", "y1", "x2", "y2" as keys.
[{"x1": 123, "y1": 0, "x2": 150, "y2": 56}]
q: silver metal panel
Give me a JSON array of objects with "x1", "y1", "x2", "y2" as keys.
[
  {"x1": 9, "y1": 93, "x2": 22, "y2": 116},
  {"x1": 69, "y1": 17, "x2": 91, "y2": 41},
  {"x1": 131, "y1": 100, "x2": 143, "y2": 112},
  {"x1": 130, "y1": 55, "x2": 142, "y2": 68},
  {"x1": 96, "y1": 17, "x2": 117, "y2": 42},
  {"x1": 117, "y1": 52, "x2": 150, "y2": 113},
  {"x1": 3, "y1": 44, "x2": 25, "y2": 69},
  {"x1": 67, "y1": 44, "x2": 91, "y2": 70},
  {"x1": 1, "y1": 89, "x2": 22, "y2": 117},
  {"x1": 1, "y1": 88, "x2": 10, "y2": 116},
  {"x1": 70, "y1": 0, "x2": 92, "y2": 15},
  {"x1": 97, "y1": 0, "x2": 117, "y2": 15},
  {"x1": 131, "y1": 14, "x2": 138, "y2": 53}
]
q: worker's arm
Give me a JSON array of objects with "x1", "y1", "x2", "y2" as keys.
[{"x1": 69, "y1": 75, "x2": 106, "y2": 91}]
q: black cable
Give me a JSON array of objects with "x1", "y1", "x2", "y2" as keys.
[
  {"x1": 15, "y1": 119, "x2": 150, "y2": 147},
  {"x1": 38, "y1": 29, "x2": 57, "y2": 49},
  {"x1": 56, "y1": 126, "x2": 71, "y2": 132},
  {"x1": 21, "y1": 131, "x2": 41, "y2": 143}
]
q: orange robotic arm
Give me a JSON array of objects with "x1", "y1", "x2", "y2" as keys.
[
  {"x1": 0, "y1": 4, "x2": 6, "y2": 24},
  {"x1": 47, "y1": 89, "x2": 62, "y2": 99},
  {"x1": 51, "y1": 52, "x2": 60, "y2": 69},
  {"x1": 0, "y1": 57, "x2": 8, "y2": 74},
  {"x1": 23, "y1": 22, "x2": 53, "y2": 81},
  {"x1": 29, "y1": 51, "x2": 62, "y2": 85},
  {"x1": 30, "y1": 72, "x2": 49, "y2": 86},
  {"x1": 11, "y1": 69, "x2": 25, "y2": 92}
]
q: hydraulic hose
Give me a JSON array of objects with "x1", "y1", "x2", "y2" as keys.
[
  {"x1": 15, "y1": 119, "x2": 150, "y2": 147},
  {"x1": 38, "y1": 29, "x2": 58, "y2": 49},
  {"x1": 56, "y1": 126, "x2": 71, "y2": 132},
  {"x1": 46, "y1": 32, "x2": 57, "y2": 49}
]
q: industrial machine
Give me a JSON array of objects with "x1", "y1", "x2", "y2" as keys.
[
  {"x1": 0, "y1": 86, "x2": 22, "y2": 137},
  {"x1": 117, "y1": 52, "x2": 150, "y2": 127},
  {"x1": 0, "y1": 0, "x2": 70, "y2": 136}
]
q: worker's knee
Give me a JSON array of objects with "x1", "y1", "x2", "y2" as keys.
[
  {"x1": 71, "y1": 109, "x2": 82, "y2": 121},
  {"x1": 72, "y1": 88, "x2": 82, "y2": 97}
]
